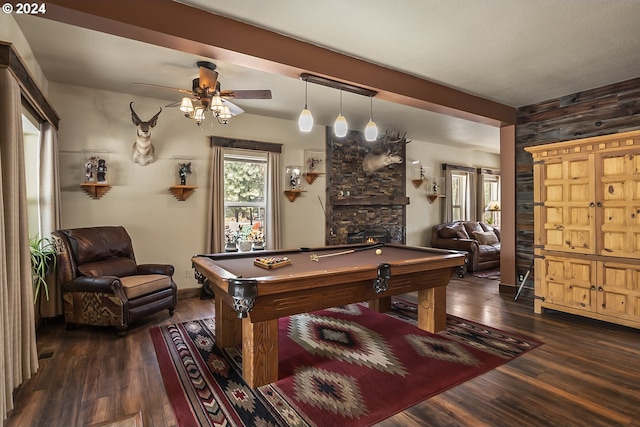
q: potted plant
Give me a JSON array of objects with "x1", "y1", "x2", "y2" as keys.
[{"x1": 30, "y1": 234, "x2": 56, "y2": 302}]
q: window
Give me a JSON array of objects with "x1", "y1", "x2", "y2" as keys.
[
  {"x1": 443, "y1": 164, "x2": 477, "y2": 222},
  {"x1": 451, "y1": 173, "x2": 468, "y2": 221},
  {"x1": 23, "y1": 113, "x2": 41, "y2": 238},
  {"x1": 223, "y1": 152, "x2": 267, "y2": 249},
  {"x1": 478, "y1": 168, "x2": 501, "y2": 226}
]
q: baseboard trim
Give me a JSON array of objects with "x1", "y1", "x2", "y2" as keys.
[{"x1": 178, "y1": 287, "x2": 201, "y2": 300}]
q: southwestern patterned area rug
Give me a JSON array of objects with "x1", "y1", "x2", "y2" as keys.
[{"x1": 151, "y1": 298, "x2": 542, "y2": 427}]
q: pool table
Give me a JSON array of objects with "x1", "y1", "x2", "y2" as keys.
[{"x1": 191, "y1": 243, "x2": 465, "y2": 388}]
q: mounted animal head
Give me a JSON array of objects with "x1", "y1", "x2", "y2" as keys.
[
  {"x1": 362, "y1": 130, "x2": 411, "y2": 175},
  {"x1": 130, "y1": 102, "x2": 162, "y2": 137}
]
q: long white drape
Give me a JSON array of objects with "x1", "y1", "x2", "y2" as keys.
[
  {"x1": 0, "y1": 68, "x2": 39, "y2": 427},
  {"x1": 266, "y1": 151, "x2": 282, "y2": 250},
  {"x1": 206, "y1": 146, "x2": 224, "y2": 253},
  {"x1": 38, "y1": 122, "x2": 62, "y2": 318}
]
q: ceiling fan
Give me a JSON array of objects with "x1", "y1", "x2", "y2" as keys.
[{"x1": 135, "y1": 61, "x2": 272, "y2": 125}]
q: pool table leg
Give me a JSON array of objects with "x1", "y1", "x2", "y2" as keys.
[
  {"x1": 417, "y1": 285, "x2": 447, "y2": 333},
  {"x1": 214, "y1": 296, "x2": 242, "y2": 348},
  {"x1": 242, "y1": 318, "x2": 279, "y2": 388},
  {"x1": 368, "y1": 296, "x2": 392, "y2": 312}
]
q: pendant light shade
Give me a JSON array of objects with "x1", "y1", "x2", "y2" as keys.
[
  {"x1": 334, "y1": 89, "x2": 348, "y2": 137},
  {"x1": 298, "y1": 109, "x2": 313, "y2": 132},
  {"x1": 298, "y1": 79, "x2": 314, "y2": 132},
  {"x1": 365, "y1": 95, "x2": 378, "y2": 141},
  {"x1": 334, "y1": 115, "x2": 348, "y2": 137}
]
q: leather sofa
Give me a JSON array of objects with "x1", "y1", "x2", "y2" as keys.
[
  {"x1": 52, "y1": 226, "x2": 177, "y2": 335},
  {"x1": 431, "y1": 221, "x2": 500, "y2": 272}
]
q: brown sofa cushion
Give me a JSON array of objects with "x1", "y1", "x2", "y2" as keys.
[
  {"x1": 78, "y1": 257, "x2": 137, "y2": 277},
  {"x1": 473, "y1": 230, "x2": 500, "y2": 245},
  {"x1": 440, "y1": 226, "x2": 464, "y2": 239},
  {"x1": 120, "y1": 274, "x2": 172, "y2": 299}
]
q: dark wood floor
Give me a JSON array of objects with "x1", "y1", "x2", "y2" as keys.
[{"x1": 6, "y1": 275, "x2": 640, "y2": 427}]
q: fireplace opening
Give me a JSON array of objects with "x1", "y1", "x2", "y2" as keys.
[{"x1": 347, "y1": 227, "x2": 391, "y2": 244}]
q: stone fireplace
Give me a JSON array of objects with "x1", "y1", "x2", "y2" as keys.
[{"x1": 325, "y1": 129, "x2": 408, "y2": 245}]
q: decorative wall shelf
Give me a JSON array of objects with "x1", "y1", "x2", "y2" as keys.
[
  {"x1": 80, "y1": 183, "x2": 111, "y2": 200},
  {"x1": 283, "y1": 190, "x2": 306, "y2": 202},
  {"x1": 427, "y1": 194, "x2": 445, "y2": 204},
  {"x1": 304, "y1": 172, "x2": 325, "y2": 185},
  {"x1": 169, "y1": 185, "x2": 197, "y2": 201},
  {"x1": 411, "y1": 179, "x2": 427, "y2": 189}
]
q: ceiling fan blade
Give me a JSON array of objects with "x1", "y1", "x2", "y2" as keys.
[
  {"x1": 222, "y1": 99, "x2": 244, "y2": 116},
  {"x1": 198, "y1": 63, "x2": 219, "y2": 91},
  {"x1": 220, "y1": 89, "x2": 272, "y2": 100},
  {"x1": 133, "y1": 82, "x2": 193, "y2": 95}
]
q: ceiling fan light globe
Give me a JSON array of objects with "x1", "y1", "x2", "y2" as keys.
[
  {"x1": 365, "y1": 120, "x2": 378, "y2": 141},
  {"x1": 211, "y1": 95, "x2": 224, "y2": 113},
  {"x1": 334, "y1": 115, "x2": 348, "y2": 137},
  {"x1": 298, "y1": 108, "x2": 313, "y2": 132},
  {"x1": 194, "y1": 107, "x2": 205, "y2": 121},
  {"x1": 218, "y1": 105, "x2": 232, "y2": 119},
  {"x1": 179, "y1": 97, "x2": 194, "y2": 113}
]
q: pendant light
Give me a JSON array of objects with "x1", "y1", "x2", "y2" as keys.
[
  {"x1": 334, "y1": 89, "x2": 348, "y2": 137},
  {"x1": 298, "y1": 78, "x2": 314, "y2": 132},
  {"x1": 364, "y1": 95, "x2": 378, "y2": 141}
]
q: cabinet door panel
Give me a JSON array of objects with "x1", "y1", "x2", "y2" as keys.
[
  {"x1": 540, "y1": 156, "x2": 595, "y2": 253},
  {"x1": 599, "y1": 151, "x2": 640, "y2": 258},
  {"x1": 598, "y1": 262, "x2": 640, "y2": 321},
  {"x1": 541, "y1": 256, "x2": 595, "y2": 311}
]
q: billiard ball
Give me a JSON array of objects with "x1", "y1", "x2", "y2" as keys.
[{"x1": 375, "y1": 249, "x2": 382, "y2": 255}]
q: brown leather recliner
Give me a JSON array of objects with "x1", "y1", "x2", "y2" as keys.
[
  {"x1": 431, "y1": 221, "x2": 500, "y2": 272},
  {"x1": 52, "y1": 226, "x2": 177, "y2": 335}
]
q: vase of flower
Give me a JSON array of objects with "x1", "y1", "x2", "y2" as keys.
[
  {"x1": 252, "y1": 241, "x2": 265, "y2": 251},
  {"x1": 239, "y1": 241, "x2": 252, "y2": 252}
]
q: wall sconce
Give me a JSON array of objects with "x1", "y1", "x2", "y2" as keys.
[{"x1": 299, "y1": 73, "x2": 377, "y2": 139}]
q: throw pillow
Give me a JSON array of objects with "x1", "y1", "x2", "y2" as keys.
[{"x1": 473, "y1": 230, "x2": 500, "y2": 245}]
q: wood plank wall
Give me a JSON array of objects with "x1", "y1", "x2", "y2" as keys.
[{"x1": 515, "y1": 77, "x2": 640, "y2": 279}]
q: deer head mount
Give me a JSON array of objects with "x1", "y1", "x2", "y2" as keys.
[
  {"x1": 362, "y1": 130, "x2": 411, "y2": 175},
  {"x1": 130, "y1": 102, "x2": 162, "y2": 166}
]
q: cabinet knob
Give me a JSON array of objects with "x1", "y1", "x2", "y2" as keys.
[
  {"x1": 589, "y1": 202, "x2": 595, "y2": 207},
  {"x1": 596, "y1": 202, "x2": 602, "y2": 207},
  {"x1": 597, "y1": 286, "x2": 604, "y2": 292},
  {"x1": 590, "y1": 285, "x2": 596, "y2": 290}
]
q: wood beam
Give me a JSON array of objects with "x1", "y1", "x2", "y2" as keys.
[{"x1": 42, "y1": 0, "x2": 515, "y2": 127}]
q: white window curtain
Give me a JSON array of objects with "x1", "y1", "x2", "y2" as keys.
[
  {"x1": 0, "y1": 68, "x2": 39, "y2": 427},
  {"x1": 206, "y1": 145, "x2": 224, "y2": 253},
  {"x1": 38, "y1": 122, "x2": 62, "y2": 318},
  {"x1": 266, "y1": 151, "x2": 282, "y2": 250}
]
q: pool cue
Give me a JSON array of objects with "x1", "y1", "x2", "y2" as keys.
[{"x1": 310, "y1": 243, "x2": 383, "y2": 261}]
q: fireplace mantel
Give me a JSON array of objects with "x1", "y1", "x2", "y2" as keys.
[{"x1": 331, "y1": 196, "x2": 410, "y2": 206}]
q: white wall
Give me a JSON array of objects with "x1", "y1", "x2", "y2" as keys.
[
  {"x1": 50, "y1": 83, "x2": 326, "y2": 290},
  {"x1": 405, "y1": 143, "x2": 500, "y2": 246},
  {"x1": 0, "y1": 16, "x2": 48, "y2": 92}
]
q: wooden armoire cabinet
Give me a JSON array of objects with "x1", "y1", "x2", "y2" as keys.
[{"x1": 525, "y1": 130, "x2": 640, "y2": 329}]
